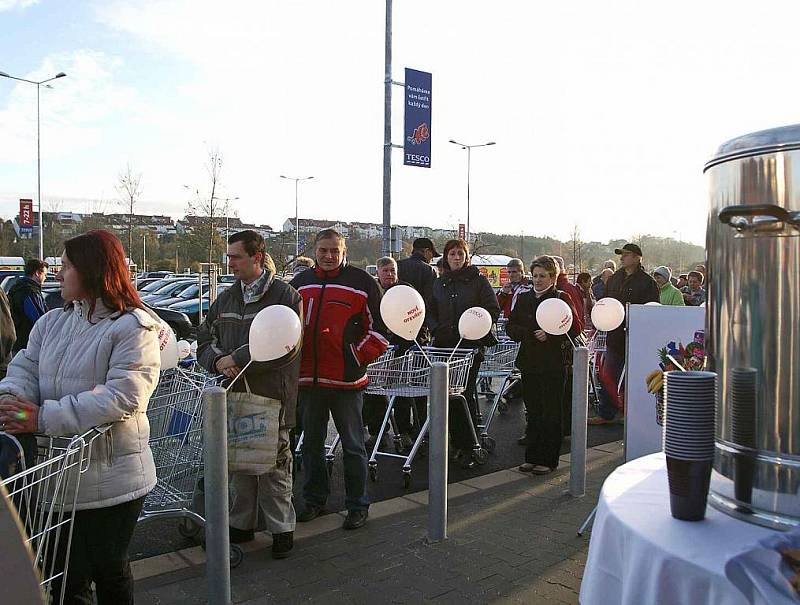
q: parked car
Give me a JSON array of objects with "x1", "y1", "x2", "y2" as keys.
[
  {"x1": 152, "y1": 282, "x2": 212, "y2": 309},
  {"x1": 2, "y1": 274, "x2": 59, "y2": 294},
  {"x1": 138, "y1": 275, "x2": 199, "y2": 295},
  {"x1": 139, "y1": 277, "x2": 179, "y2": 294},
  {"x1": 1, "y1": 273, "x2": 23, "y2": 293},
  {"x1": 135, "y1": 277, "x2": 162, "y2": 290},
  {"x1": 147, "y1": 303, "x2": 193, "y2": 340},
  {"x1": 169, "y1": 284, "x2": 231, "y2": 325},
  {"x1": 141, "y1": 280, "x2": 196, "y2": 305},
  {"x1": 141, "y1": 271, "x2": 175, "y2": 279}
]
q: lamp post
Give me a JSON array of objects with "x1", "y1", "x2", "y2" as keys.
[
  {"x1": 280, "y1": 175, "x2": 314, "y2": 259},
  {"x1": 0, "y1": 70, "x2": 67, "y2": 260},
  {"x1": 448, "y1": 140, "x2": 495, "y2": 243},
  {"x1": 211, "y1": 196, "x2": 239, "y2": 274}
]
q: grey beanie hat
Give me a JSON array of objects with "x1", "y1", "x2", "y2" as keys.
[{"x1": 653, "y1": 266, "x2": 672, "y2": 282}]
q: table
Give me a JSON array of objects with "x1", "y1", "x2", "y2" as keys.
[{"x1": 580, "y1": 452, "x2": 775, "y2": 605}]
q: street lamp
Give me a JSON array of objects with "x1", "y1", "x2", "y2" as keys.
[
  {"x1": 211, "y1": 196, "x2": 240, "y2": 273},
  {"x1": 448, "y1": 139, "x2": 495, "y2": 243},
  {"x1": 280, "y1": 175, "x2": 314, "y2": 259},
  {"x1": 0, "y1": 70, "x2": 67, "y2": 260}
]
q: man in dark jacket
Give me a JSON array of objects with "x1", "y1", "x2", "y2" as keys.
[
  {"x1": 8, "y1": 259, "x2": 47, "y2": 353},
  {"x1": 589, "y1": 243, "x2": 659, "y2": 424},
  {"x1": 197, "y1": 230, "x2": 301, "y2": 559},
  {"x1": 290, "y1": 229, "x2": 388, "y2": 530},
  {"x1": 396, "y1": 237, "x2": 437, "y2": 306}
]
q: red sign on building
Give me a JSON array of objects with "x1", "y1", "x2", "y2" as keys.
[
  {"x1": 458, "y1": 223, "x2": 465, "y2": 240},
  {"x1": 19, "y1": 199, "x2": 34, "y2": 227}
]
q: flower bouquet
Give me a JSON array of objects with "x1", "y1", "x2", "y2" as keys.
[{"x1": 645, "y1": 331, "x2": 706, "y2": 425}]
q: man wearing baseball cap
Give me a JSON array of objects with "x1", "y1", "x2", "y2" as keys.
[
  {"x1": 397, "y1": 237, "x2": 438, "y2": 306},
  {"x1": 589, "y1": 242, "x2": 659, "y2": 425}
]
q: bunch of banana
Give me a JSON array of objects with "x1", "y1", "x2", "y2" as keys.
[{"x1": 646, "y1": 369, "x2": 664, "y2": 394}]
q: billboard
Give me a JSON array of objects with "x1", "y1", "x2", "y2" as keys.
[
  {"x1": 19, "y1": 199, "x2": 33, "y2": 234},
  {"x1": 404, "y1": 68, "x2": 432, "y2": 168},
  {"x1": 477, "y1": 266, "x2": 510, "y2": 289}
]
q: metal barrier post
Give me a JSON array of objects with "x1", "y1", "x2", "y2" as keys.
[
  {"x1": 428, "y1": 361, "x2": 449, "y2": 542},
  {"x1": 570, "y1": 347, "x2": 590, "y2": 497},
  {"x1": 203, "y1": 387, "x2": 231, "y2": 605}
]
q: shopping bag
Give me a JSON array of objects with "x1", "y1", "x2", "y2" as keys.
[{"x1": 226, "y1": 377, "x2": 280, "y2": 475}]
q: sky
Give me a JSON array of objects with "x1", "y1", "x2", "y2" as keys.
[{"x1": 3, "y1": 1, "x2": 800, "y2": 246}]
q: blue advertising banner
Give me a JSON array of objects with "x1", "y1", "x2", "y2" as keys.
[{"x1": 404, "y1": 68, "x2": 432, "y2": 168}]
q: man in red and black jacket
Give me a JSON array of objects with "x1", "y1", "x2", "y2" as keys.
[{"x1": 289, "y1": 229, "x2": 388, "y2": 530}]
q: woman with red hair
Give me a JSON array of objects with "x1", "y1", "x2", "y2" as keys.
[{"x1": 0, "y1": 230, "x2": 161, "y2": 604}]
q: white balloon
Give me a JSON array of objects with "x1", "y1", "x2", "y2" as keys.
[
  {"x1": 190, "y1": 340, "x2": 198, "y2": 356},
  {"x1": 458, "y1": 307, "x2": 493, "y2": 341},
  {"x1": 592, "y1": 298, "x2": 626, "y2": 331},
  {"x1": 644, "y1": 301, "x2": 661, "y2": 306},
  {"x1": 249, "y1": 305, "x2": 302, "y2": 362},
  {"x1": 535, "y1": 298, "x2": 574, "y2": 336},
  {"x1": 157, "y1": 324, "x2": 178, "y2": 370},
  {"x1": 379, "y1": 285, "x2": 426, "y2": 341},
  {"x1": 176, "y1": 340, "x2": 191, "y2": 360}
]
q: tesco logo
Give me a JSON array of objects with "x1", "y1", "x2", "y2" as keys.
[{"x1": 405, "y1": 154, "x2": 430, "y2": 164}]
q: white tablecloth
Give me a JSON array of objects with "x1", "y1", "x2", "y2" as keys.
[{"x1": 580, "y1": 453, "x2": 775, "y2": 605}]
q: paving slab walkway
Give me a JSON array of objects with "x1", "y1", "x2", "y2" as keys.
[{"x1": 134, "y1": 441, "x2": 623, "y2": 604}]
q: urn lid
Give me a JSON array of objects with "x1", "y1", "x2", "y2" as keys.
[{"x1": 705, "y1": 123, "x2": 800, "y2": 171}]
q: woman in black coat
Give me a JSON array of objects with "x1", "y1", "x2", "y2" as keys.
[
  {"x1": 428, "y1": 239, "x2": 500, "y2": 468},
  {"x1": 506, "y1": 255, "x2": 578, "y2": 474}
]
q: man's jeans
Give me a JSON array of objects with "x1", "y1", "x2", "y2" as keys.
[
  {"x1": 299, "y1": 387, "x2": 369, "y2": 512},
  {"x1": 597, "y1": 348, "x2": 624, "y2": 420}
]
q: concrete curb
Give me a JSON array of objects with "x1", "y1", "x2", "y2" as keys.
[{"x1": 132, "y1": 441, "x2": 623, "y2": 581}]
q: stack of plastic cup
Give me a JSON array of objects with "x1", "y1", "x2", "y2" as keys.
[
  {"x1": 663, "y1": 370, "x2": 717, "y2": 521},
  {"x1": 730, "y1": 368, "x2": 758, "y2": 507}
]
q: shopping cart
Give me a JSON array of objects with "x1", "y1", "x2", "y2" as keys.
[
  {"x1": 1, "y1": 426, "x2": 107, "y2": 605},
  {"x1": 294, "y1": 430, "x2": 340, "y2": 475},
  {"x1": 477, "y1": 339, "x2": 521, "y2": 451},
  {"x1": 137, "y1": 366, "x2": 243, "y2": 567},
  {"x1": 477, "y1": 319, "x2": 509, "y2": 399},
  {"x1": 366, "y1": 346, "x2": 480, "y2": 487},
  {"x1": 587, "y1": 331, "x2": 607, "y2": 412}
]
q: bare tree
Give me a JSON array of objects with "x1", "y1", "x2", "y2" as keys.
[
  {"x1": 85, "y1": 196, "x2": 108, "y2": 215},
  {"x1": 116, "y1": 163, "x2": 143, "y2": 258},
  {"x1": 186, "y1": 147, "x2": 225, "y2": 266},
  {"x1": 567, "y1": 224, "x2": 585, "y2": 274}
]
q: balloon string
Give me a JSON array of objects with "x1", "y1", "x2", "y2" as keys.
[
  {"x1": 224, "y1": 360, "x2": 253, "y2": 392},
  {"x1": 566, "y1": 333, "x2": 577, "y2": 350},
  {"x1": 415, "y1": 340, "x2": 432, "y2": 366},
  {"x1": 447, "y1": 338, "x2": 463, "y2": 364}
]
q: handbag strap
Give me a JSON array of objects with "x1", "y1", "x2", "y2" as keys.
[{"x1": 242, "y1": 374, "x2": 252, "y2": 395}]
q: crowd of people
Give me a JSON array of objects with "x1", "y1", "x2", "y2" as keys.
[{"x1": 0, "y1": 226, "x2": 707, "y2": 603}]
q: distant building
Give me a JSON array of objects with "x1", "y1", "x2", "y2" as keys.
[
  {"x1": 281, "y1": 218, "x2": 452, "y2": 241},
  {"x1": 178, "y1": 215, "x2": 275, "y2": 240}
]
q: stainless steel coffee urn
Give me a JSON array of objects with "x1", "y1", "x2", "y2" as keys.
[{"x1": 705, "y1": 124, "x2": 800, "y2": 530}]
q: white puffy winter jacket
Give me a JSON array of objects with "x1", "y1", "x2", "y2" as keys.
[{"x1": 0, "y1": 300, "x2": 160, "y2": 510}]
